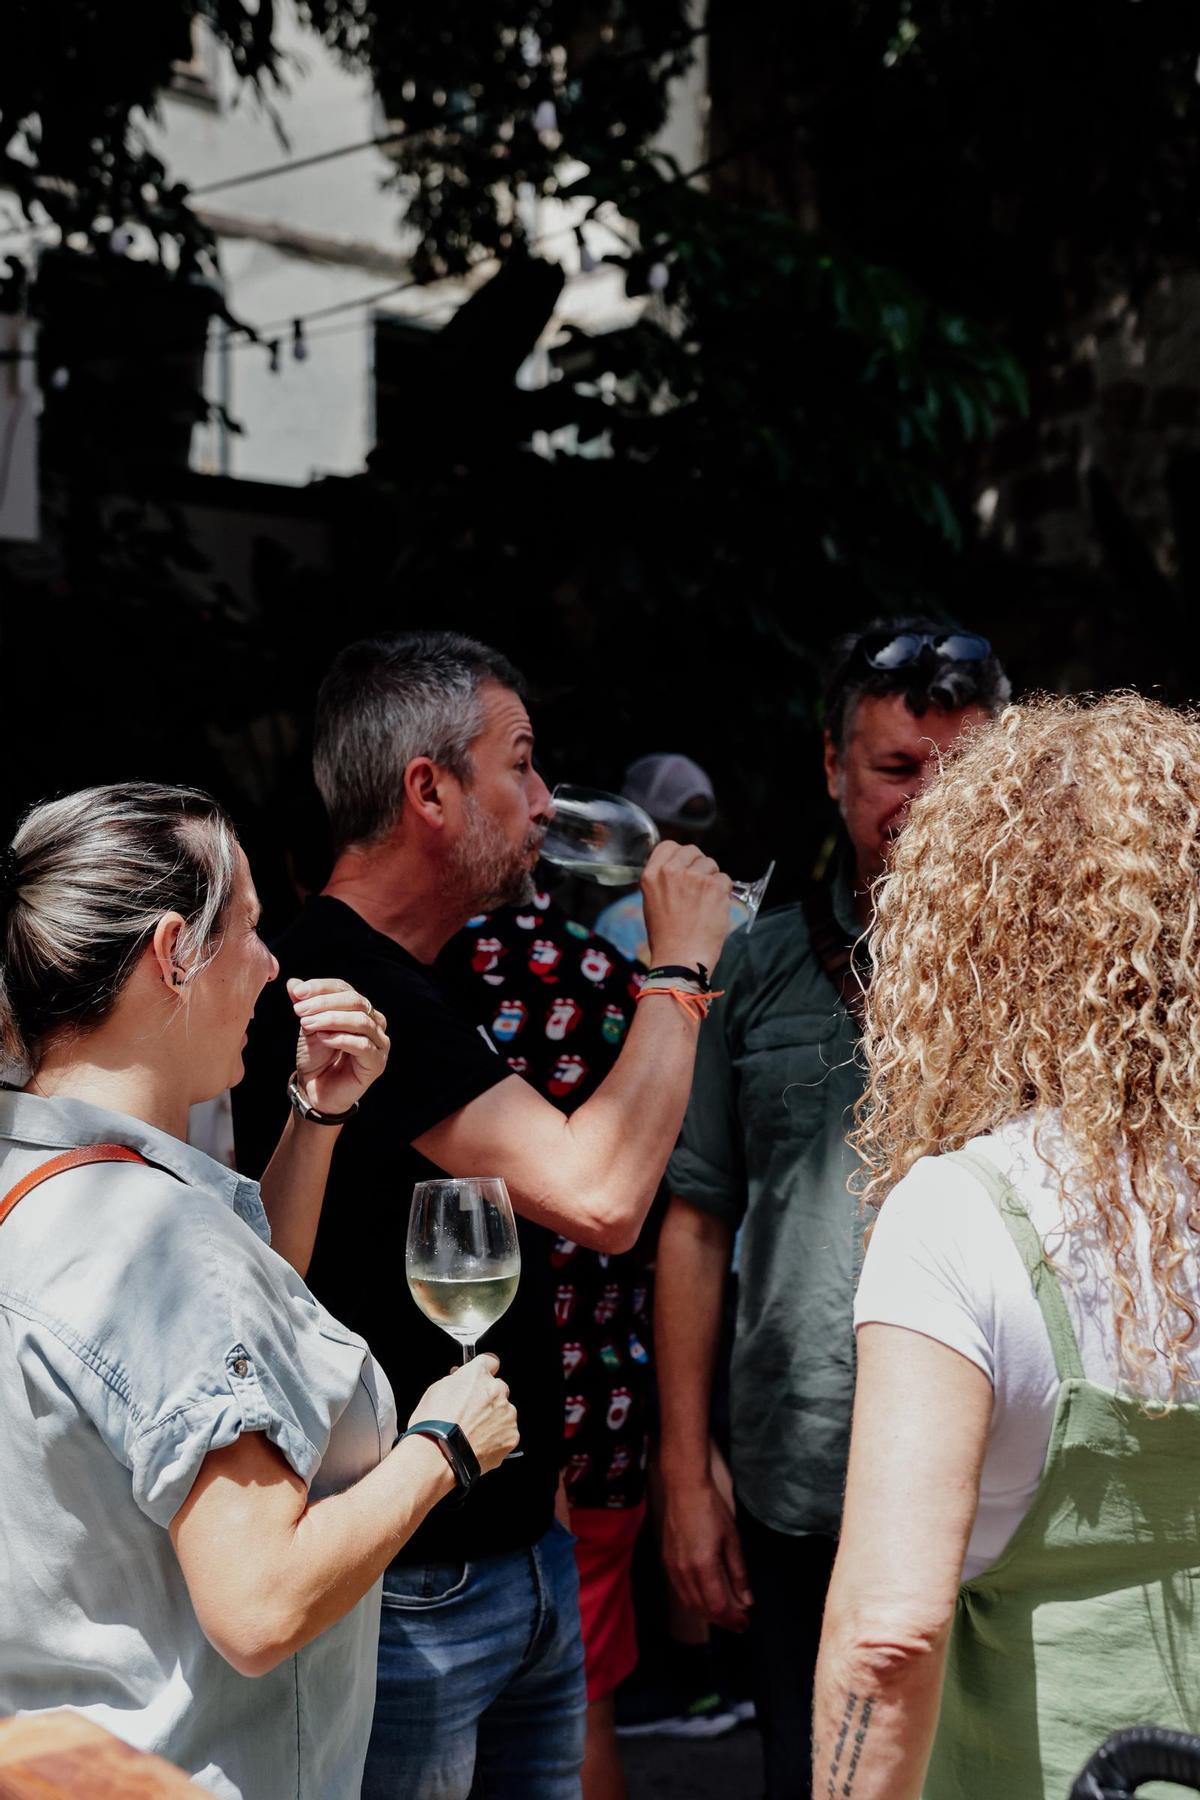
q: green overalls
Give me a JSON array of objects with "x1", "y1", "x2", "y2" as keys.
[{"x1": 925, "y1": 1150, "x2": 1200, "y2": 1800}]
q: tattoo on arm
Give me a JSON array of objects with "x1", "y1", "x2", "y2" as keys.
[{"x1": 825, "y1": 1691, "x2": 877, "y2": 1798}]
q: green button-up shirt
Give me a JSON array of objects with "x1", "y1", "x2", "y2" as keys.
[{"x1": 667, "y1": 868, "x2": 865, "y2": 1538}]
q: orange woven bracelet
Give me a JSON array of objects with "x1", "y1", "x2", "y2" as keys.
[{"x1": 634, "y1": 983, "x2": 725, "y2": 1025}]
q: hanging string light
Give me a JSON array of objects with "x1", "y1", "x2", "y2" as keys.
[{"x1": 575, "y1": 227, "x2": 598, "y2": 274}]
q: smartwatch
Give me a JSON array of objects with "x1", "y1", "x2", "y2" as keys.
[
  {"x1": 286, "y1": 1069, "x2": 359, "y2": 1126},
  {"x1": 401, "y1": 1419, "x2": 481, "y2": 1494}
]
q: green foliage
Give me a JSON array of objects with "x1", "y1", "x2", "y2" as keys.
[
  {"x1": 0, "y1": 1, "x2": 285, "y2": 263},
  {"x1": 299, "y1": 0, "x2": 700, "y2": 279},
  {"x1": 11, "y1": 0, "x2": 1200, "y2": 873},
  {"x1": 3, "y1": 0, "x2": 1031, "y2": 588},
  {"x1": 705, "y1": 0, "x2": 1200, "y2": 338},
  {"x1": 570, "y1": 170, "x2": 1028, "y2": 559}
]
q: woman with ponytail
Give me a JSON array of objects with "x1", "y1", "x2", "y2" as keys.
[{"x1": 0, "y1": 782, "x2": 516, "y2": 1799}]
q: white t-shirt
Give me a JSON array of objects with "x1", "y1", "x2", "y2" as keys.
[{"x1": 853, "y1": 1114, "x2": 1200, "y2": 1580}]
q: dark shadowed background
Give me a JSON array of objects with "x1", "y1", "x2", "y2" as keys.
[{"x1": 6, "y1": 1, "x2": 1200, "y2": 928}]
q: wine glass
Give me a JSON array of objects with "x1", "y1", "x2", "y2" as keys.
[
  {"x1": 539, "y1": 784, "x2": 776, "y2": 930},
  {"x1": 407, "y1": 1178, "x2": 521, "y2": 1363}
]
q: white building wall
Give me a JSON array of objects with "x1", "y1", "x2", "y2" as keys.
[
  {"x1": 191, "y1": 247, "x2": 385, "y2": 485},
  {"x1": 3, "y1": 6, "x2": 707, "y2": 494},
  {"x1": 0, "y1": 315, "x2": 39, "y2": 541},
  {"x1": 150, "y1": 8, "x2": 415, "y2": 485},
  {"x1": 153, "y1": 6, "x2": 707, "y2": 486}
]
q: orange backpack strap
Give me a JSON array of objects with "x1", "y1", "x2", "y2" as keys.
[{"x1": 0, "y1": 1144, "x2": 148, "y2": 1229}]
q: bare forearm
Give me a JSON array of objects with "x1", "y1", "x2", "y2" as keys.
[
  {"x1": 553, "y1": 999, "x2": 703, "y2": 1247},
  {"x1": 183, "y1": 1434, "x2": 454, "y2": 1676},
  {"x1": 254, "y1": 976, "x2": 391, "y2": 1273},
  {"x1": 811, "y1": 1326, "x2": 988, "y2": 1795},
  {"x1": 258, "y1": 1112, "x2": 342, "y2": 1276},
  {"x1": 653, "y1": 1200, "x2": 751, "y2": 1628},
  {"x1": 416, "y1": 1000, "x2": 712, "y2": 1253},
  {"x1": 268, "y1": 1436, "x2": 454, "y2": 1656},
  {"x1": 655, "y1": 1200, "x2": 730, "y2": 1479},
  {"x1": 812, "y1": 1624, "x2": 948, "y2": 1800}
]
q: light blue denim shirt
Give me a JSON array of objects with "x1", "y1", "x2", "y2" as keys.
[{"x1": 0, "y1": 1089, "x2": 397, "y2": 1799}]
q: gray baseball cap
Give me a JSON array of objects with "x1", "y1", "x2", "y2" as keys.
[{"x1": 621, "y1": 753, "x2": 718, "y2": 830}]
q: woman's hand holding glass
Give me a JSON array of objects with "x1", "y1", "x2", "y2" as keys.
[
  {"x1": 288, "y1": 977, "x2": 391, "y2": 1114},
  {"x1": 407, "y1": 1178, "x2": 521, "y2": 1362},
  {"x1": 409, "y1": 1353, "x2": 519, "y2": 1476}
]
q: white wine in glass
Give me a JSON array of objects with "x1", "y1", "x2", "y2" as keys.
[
  {"x1": 539, "y1": 785, "x2": 776, "y2": 927},
  {"x1": 407, "y1": 1177, "x2": 521, "y2": 1363}
]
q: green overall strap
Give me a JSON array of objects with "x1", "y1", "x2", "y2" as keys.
[{"x1": 946, "y1": 1147, "x2": 1085, "y2": 1384}]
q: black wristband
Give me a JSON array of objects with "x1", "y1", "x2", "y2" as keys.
[
  {"x1": 401, "y1": 1419, "x2": 481, "y2": 1493},
  {"x1": 643, "y1": 963, "x2": 712, "y2": 991}
]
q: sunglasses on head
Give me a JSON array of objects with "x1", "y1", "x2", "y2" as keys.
[{"x1": 859, "y1": 629, "x2": 992, "y2": 672}]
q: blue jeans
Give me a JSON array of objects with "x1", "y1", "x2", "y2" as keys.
[{"x1": 362, "y1": 1520, "x2": 587, "y2": 1799}]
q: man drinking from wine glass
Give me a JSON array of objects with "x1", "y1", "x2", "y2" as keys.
[
  {"x1": 233, "y1": 630, "x2": 733, "y2": 1800},
  {"x1": 654, "y1": 617, "x2": 1012, "y2": 1800}
]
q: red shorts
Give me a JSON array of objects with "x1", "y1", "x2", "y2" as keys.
[{"x1": 570, "y1": 1500, "x2": 647, "y2": 1705}]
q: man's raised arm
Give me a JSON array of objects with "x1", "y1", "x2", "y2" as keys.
[{"x1": 414, "y1": 840, "x2": 731, "y2": 1252}]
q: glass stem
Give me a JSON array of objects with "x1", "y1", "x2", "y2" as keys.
[{"x1": 462, "y1": 1341, "x2": 477, "y2": 1364}]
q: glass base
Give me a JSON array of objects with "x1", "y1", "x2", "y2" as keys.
[{"x1": 732, "y1": 860, "x2": 776, "y2": 931}]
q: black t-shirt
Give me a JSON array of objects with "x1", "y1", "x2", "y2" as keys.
[
  {"x1": 232, "y1": 895, "x2": 563, "y2": 1562},
  {"x1": 436, "y1": 896, "x2": 654, "y2": 1512}
]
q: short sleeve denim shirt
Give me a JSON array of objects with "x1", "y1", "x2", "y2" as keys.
[{"x1": 0, "y1": 1089, "x2": 397, "y2": 1799}]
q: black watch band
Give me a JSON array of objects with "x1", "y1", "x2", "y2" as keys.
[
  {"x1": 401, "y1": 1419, "x2": 481, "y2": 1493},
  {"x1": 287, "y1": 1070, "x2": 359, "y2": 1126}
]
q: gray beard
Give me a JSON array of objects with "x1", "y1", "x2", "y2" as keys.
[{"x1": 445, "y1": 794, "x2": 538, "y2": 917}]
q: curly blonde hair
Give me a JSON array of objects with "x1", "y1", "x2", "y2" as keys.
[{"x1": 853, "y1": 691, "x2": 1200, "y2": 1397}]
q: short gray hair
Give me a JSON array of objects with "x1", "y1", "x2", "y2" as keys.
[
  {"x1": 313, "y1": 631, "x2": 527, "y2": 851},
  {"x1": 0, "y1": 783, "x2": 239, "y2": 1074}
]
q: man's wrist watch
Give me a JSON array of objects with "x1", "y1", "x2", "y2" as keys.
[
  {"x1": 401, "y1": 1419, "x2": 481, "y2": 1493},
  {"x1": 286, "y1": 1069, "x2": 359, "y2": 1126}
]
